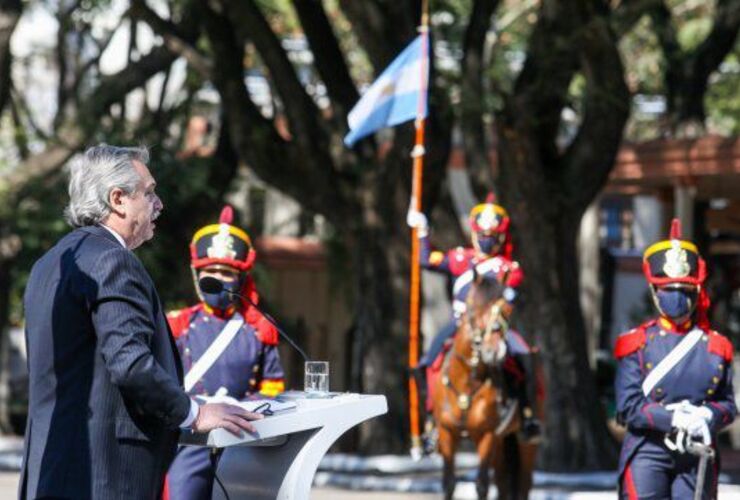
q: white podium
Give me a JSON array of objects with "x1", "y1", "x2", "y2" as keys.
[{"x1": 179, "y1": 392, "x2": 388, "y2": 500}]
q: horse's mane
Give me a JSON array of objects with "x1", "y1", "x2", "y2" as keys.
[{"x1": 468, "y1": 275, "x2": 506, "y2": 311}]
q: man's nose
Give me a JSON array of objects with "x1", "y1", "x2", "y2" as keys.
[{"x1": 154, "y1": 194, "x2": 164, "y2": 212}]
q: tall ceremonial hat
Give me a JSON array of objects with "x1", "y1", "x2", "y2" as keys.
[
  {"x1": 642, "y1": 218, "x2": 706, "y2": 286},
  {"x1": 468, "y1": 193, "x2": 510, "y2": 235},
  {"x1": 190, "y1": 205, "x2": 256, "y2": 271}
]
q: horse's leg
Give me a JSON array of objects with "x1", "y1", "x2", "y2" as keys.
[
  {"x1": 438, "y1": 425, "x2": 457, "y2": 500},
  {"x1": 517, "y1": 439, "x2": 537, "y2": 499},
  {"x1": 491, "y1": 436, "x2": 508, "y2": 500},
  {"x1": 475, "y1": 431, "x2": 495, "y2": 500}
]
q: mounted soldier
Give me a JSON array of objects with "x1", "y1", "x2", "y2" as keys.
[
  {"x1": 407, "y1": 195, "x2": 541, "y2": 451},
  {"x1": 164, "y1": 206, "x2": 285, "y2": 500},
  {"x1": 614, "y1": 218, "x2": 736, "y2": 499}
]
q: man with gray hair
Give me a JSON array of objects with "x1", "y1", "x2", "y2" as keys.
[{"x1": 20, "y1": 144, "x2": 262, "y2": 500}]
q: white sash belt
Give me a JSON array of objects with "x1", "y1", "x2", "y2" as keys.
[
  {"x1": 641, "y1": 328, "x2": 703, "y2": 397},
  {"x1": 184, "y1": 317, "x2": 244, "y2": 392},
  {"x1": 452, "y1": 258, "x2": 501, "y2": 297}
]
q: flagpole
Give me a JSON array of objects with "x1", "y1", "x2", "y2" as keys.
[{"x1": 408, "y1": 0, "x2": 429, "y2": 460}]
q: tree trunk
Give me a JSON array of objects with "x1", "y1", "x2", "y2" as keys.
[
  {"x1": 0, "y1": 0, "x2": 22, "y2": 116},
  {"x1": 0, "y1": 224, "x2": 20, "y2": 433},
  {"x1": 348, "y1": 226, "x2": 410, "y2": 452},
  {"x1": 496, "y1": 124, "x2": 619, "y2": 470}
]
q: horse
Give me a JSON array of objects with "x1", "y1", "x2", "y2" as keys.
[{"x1": 431, "y1": 275, "x2": 540, "y2": 500}]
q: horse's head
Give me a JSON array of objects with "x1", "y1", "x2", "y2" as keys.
[{"x1": 463, "y1": 274, "x2": 510, "y2": 369}]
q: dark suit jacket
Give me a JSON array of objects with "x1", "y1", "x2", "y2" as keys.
[{"x1": 19, "y1": 225, "x2": 191, "y2": 500}]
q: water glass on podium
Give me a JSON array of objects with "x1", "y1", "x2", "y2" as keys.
[{"x1": 304, "y1": 361, "x2": 329, "y2": 396}]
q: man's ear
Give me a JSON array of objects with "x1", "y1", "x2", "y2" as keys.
[{"x1": 108, "y1": 187, "x2": 126, "y2": 216}]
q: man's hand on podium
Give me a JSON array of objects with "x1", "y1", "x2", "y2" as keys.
[{"x1": 193, "y1": 403, "x2": 264, "y2": 436}]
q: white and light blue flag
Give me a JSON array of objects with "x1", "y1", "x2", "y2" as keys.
[{"x1": 344, "y1": 35, "x2": 429, "y2": 146}]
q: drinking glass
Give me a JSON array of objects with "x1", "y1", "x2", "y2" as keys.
[{"x1": 304, "y1": 361, "x2": 329, "y2": 395}]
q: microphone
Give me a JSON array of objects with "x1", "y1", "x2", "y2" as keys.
[{"x1": 198, "y1": 276, "x2": 310, "y2": 362}]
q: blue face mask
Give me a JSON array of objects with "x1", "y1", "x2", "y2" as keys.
[
  {"x1": 476, "y1": 235, "x2": 501, "y2": 255},
  {"x1": 201, "y1": 279, "x2": 241, "y2": 310},
  {"x1": 656, "y1": 288, "x2": 697, "y2": 319}
]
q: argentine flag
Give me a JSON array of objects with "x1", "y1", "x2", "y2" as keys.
[{"x1": 344, "y1": 35, "x2": 429, "y2": 146}]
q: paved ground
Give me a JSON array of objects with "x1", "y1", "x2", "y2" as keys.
[
  {"x1": 4, "y1": 470, "x2": 740, "y2": 499},
  {"x1": 0, "y1": 473, "x2": 17, "y2": 497},
  {"x1": 0, "y1": 472, "x2": 437, "y2": 499},
  {"x1": 3, "y1": 434, "x2": 740, "y2": 499},
  {"x1": 312, "y1": 489, "x2": 441, "y2": 499}
]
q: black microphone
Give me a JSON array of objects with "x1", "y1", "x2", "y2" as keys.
[{"x1": 198, "y1": 276, "x2": 310, "y2": 362}]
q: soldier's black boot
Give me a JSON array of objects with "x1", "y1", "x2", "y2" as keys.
[
  {"x1": 520, "y1": 405, "x2": 542, "y2": 443},
  {"x1": 514, "y1": 356, "x2": 542, "y2": 443}
]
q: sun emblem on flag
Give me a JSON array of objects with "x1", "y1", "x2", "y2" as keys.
[
  {"x1": 207, "y1": 224, "x2": 237, "y2": 260},
  {"x1": 380, "y1": 81, "x2": 396, "y2": 97},
  {"x1": 662, "y1": 240, "x2": 690, "y2": 278}
]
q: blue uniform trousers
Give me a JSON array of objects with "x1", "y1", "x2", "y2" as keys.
[
  {"x1": 167, "y1": 446, "x2": 214, "y2": 500},
  {"x1": 622, "y1": 438, "x2": 717, "y2": 500},
  {"x1": 419, "y1": 319, "x2": 458, "y2": 367}
]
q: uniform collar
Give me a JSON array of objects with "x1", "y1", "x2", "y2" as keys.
[
  {"x1": 201, "y1": 302, "x2": 238, "y2": 319},
  {"x1": 659, "y1": 316, "x2": 694, "y2": 333},
  {"x1": 473, "y1": 252, "x2": 498, "y2": 263}
]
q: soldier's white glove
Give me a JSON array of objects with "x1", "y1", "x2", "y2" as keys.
[
  {"x1": 691, "y1": 405, "x2": 714, "y2": 424},
  {"x1": 668, "y1": 400, "x2": 696, "y2": 430},
  {"x1": 686, "y1": 416, "x2": 712, "y2": 445},
  {"x1": 406, "y1": 209, "x2": 429, "y2": 237},
  {"x1": 671, "y1": 408, "x2": 693, "y2": 431},
  {"x1": 686, "y1": 406, "x2": 713, "y2": 445},
  {"x1": 666, "y1": 401, "x2": 713, "y2": 451}
]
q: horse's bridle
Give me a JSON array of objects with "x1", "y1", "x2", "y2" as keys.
[{"x1": 441, "y1": 297, "x2": 508, "y2": 424}]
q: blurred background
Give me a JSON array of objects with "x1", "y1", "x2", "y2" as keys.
[{"x1": 0, "y1": 0, "x2": 739, "y2": 486}]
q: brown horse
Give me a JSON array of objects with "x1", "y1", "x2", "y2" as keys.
[{"x1": 431, "y1": 276, "x2": 539, "y2": 500}]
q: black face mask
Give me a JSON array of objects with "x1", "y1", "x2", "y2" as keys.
[{"x1": 201, "y1": 279, "x2": 240, "y2": 310}]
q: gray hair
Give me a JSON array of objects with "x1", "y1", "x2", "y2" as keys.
[{"x1": 64, "y1": 144, "x2": 150, "y2": 227}]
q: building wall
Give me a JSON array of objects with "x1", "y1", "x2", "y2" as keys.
[{"x1": 255, "y1": 237, "x2": 352, "y2": 393}]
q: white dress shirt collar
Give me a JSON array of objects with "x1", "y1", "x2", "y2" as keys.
[{"x1": 100, "y1": 224, "x2": 127, "y2": 249}]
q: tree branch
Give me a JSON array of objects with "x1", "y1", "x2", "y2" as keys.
[
  {"x1": 200, "y1": 4, "x2": 352, "y2": 223},
  {"x1": 68, "y1": 25, "x2": 119, "y2": 109},
  {"x1": 337, "y1": 0, "x2": 417, "y2": 71},
  {"x1": 562, "y1": 12, "x2": 630, "y2": 213},
  {"x1": 0, "y1": 0, "x2": 22, "y2": 117},
  {"x1": 647, "y1": 1, "x2": 683, "y2": 121},
  {"x1": 460, "y1": 0, "x2": 499, "y2": 191},
  {"x1": 507, "y1": 0, "x2": 582, "y2": 165},
  {"x1": 648, "y1": 0, "x2": 740, "y2": 130},
  {"x1": 612, "y1": 0, "x2": 661, "y2": 37},
  {"x1": 683, "y1": 0, "x2": 740, "y2": 123},
  {"x1": 221, "y1": 0, "x2": 328, "y2": 153},
  {"x1": 1, "y1": 47, "x2": 178, "y2": 200},
  {"x1": 129, "y1": 0, "x2": 212, "y2": 77},
  {"x1": 291, "y1": 0, "x2": 358, "y2": 117}
]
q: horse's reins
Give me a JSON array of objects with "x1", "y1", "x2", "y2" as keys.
[{"x1": 440, "y1": 296, "x2": 507, "y2": 432}]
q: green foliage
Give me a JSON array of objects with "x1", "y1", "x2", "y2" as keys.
[
  {"x1": 706, "y1": 54, "x2": 740, "y2": 135},
  {"x1": 620, "y1": 16, "x2": 665, "y2": 96}
]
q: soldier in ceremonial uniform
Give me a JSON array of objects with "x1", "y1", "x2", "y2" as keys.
[
  {"x1": 164, "y1": 206, "x2": 285, "y2": 500},
  {"x1": 407, "y1": 195, "x2": 541, "y2": 445},
  {"x1": 614, "y1": 219, "x2": 736, "y2": 499}
]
